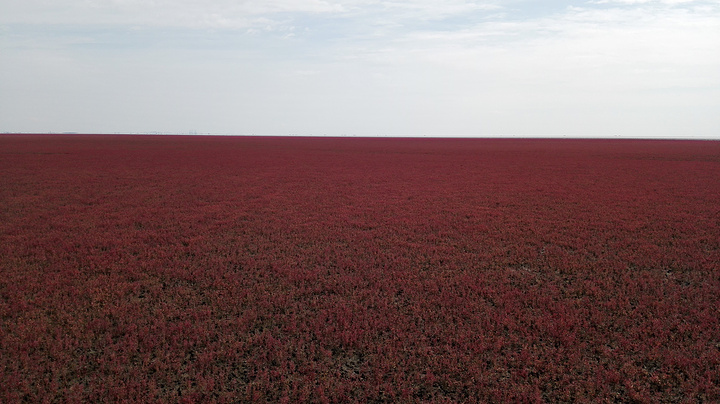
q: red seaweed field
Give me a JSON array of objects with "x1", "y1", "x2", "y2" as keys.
[{"x1": 1, "y1": 135, "x2": 719, "y2": 402}]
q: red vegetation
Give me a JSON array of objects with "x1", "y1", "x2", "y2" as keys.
[{"x1": 1, "y1": 135, "x2": 719, "y2": 402}]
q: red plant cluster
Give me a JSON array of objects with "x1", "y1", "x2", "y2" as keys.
[{"x1": 1, "y1": 135, "x2": 719, "y2": 402}]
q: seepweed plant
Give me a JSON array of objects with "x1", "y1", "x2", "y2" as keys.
[{"x1": 1, "y1": 135, "x2": 719, "y2": 402}]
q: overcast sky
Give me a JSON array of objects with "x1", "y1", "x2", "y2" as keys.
[{"x1": 1, "y1": 0, "x2": 719, "y2": 137}]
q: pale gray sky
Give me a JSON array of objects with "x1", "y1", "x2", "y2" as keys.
[{"x1": 1, "y1": 0, "x2": 719, "y2": 137}]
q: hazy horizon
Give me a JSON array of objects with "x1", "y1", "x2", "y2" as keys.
[{"x1": 3, "y1": 133, "x2": 719, "y2": 141}]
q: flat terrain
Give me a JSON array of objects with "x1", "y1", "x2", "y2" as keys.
[{"x1": 1, "y1": 135, "x2": 719, "y2": 402}]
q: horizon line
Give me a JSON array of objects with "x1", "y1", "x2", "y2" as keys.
[{"x1": 2, "y1": 132, "x2": 719, "y2": 140}]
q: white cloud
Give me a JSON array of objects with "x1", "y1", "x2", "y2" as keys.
[
  {"x1": 350, "y1": 3, "x2": 720, "y2": 76},
  {"x1": 0, "y1": 0, "x2": 502, "y2": 29},
  {"x1": 592, "y1": 0, "x2": 700, "y2": 4},
  {"x1": 1, "y1": 0, "x2": 342, "y2": 29}
]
